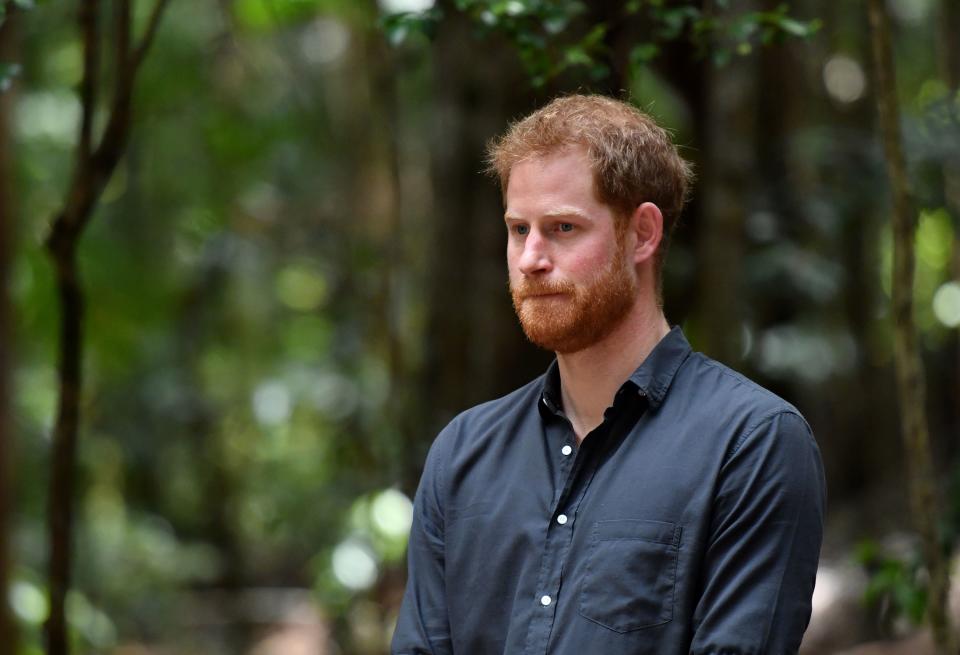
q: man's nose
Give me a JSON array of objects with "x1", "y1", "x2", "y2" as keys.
[{"x1": 518, "y1": 230, "x2": 552, "y2": 275}]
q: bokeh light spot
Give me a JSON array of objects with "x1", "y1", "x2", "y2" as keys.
[
  {"x1": 332, "y1": 538, "x2": 379, "y2": 591},
  {"x1": 933, "y1": 282, "x2": 960, "y2": 328},
  {"x1": 300, "y1": 18, "x2": 350, "y2": 66},
  {"x1": 276, "y1": 265, "x2": 328, "y2": 312},
  {"x1": 371, "y1": 489, "x2": 414, "y2": 539},
  {"x1": 10, "y1": 581, "x2": 48, "y2": 625},
  {"x1": 378, "y1": 0, "x2": 435, "y2": 12},
  {"x1": 252, "y1": 380, "x2": 293, "y2": 426},
  {"x1": 823, "y1": 55, "x2": 866, "y2": 104}
]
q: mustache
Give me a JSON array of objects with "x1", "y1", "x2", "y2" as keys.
[{"x1": 511, "y1": 278, "x2": 576, "y2": 298}]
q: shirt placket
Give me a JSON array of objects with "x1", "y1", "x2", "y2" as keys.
[{"x1": 523, "y1": 411, "x2": 617, "y2": 655}]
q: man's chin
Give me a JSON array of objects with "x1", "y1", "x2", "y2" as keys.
[{"x1": 520, "y1": 322, "x2": 585, "y2": 352}]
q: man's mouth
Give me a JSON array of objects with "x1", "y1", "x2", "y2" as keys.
[{"x1": 523, "y1": 292, "x2": 566, "y2": 300}]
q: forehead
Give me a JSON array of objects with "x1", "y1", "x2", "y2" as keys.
[{"x1": 505, "y1": 146, "x2": 596, "y2": 204}]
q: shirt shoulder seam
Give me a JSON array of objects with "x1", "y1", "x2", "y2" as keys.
[{"x1": 727, "y1": 408, "x2": 811, "y2": 463}]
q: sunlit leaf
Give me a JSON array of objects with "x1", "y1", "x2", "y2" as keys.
[{"x1": 0, "y1": 62, "x2": 20, "y2": 93}]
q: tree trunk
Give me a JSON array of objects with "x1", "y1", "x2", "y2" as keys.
[
  {"x1": 937, "y1": 0, "x2": 960, "y2": 455},
  {"x1": 866, "y1": 1, "x2": 957, "y2": 652},
  {"x1": 419, "y1": 0, "x2": 545, "y2": 457},
  {"x1": 0, "y1": 3, "x2": 19, "y2": 652},
  {"x1": 692, "y1": 54, "x2": 754, "y2": 364},
  {"x1": 42, "y1": 1, "x2": 170, "y2": 652},
  {"x1": 43, "y1": 244, "x2": 83, "y2": 655}
]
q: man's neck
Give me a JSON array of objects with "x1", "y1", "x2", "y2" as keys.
[{"x1": 557, "y1": 302, "x2": 670, "y2": 443}]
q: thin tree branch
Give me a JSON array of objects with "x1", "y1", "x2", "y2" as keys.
[
  {"x1": 130, "y1": 0, "x2": 171, "y2": 76},
  {"x1": 866, "y1": 0, "x2": 957, "y2": 652},
  {"x1": 114, "y1": 0, "x2": 131, "y2": 84},
  {"x1": 77, "y1": 0, "x2": 99, "y2": 167},
  {"x1": 42, "y1": 1, "x2": 173, "y2": 653},
  {"x1": 49, "y1": 0, "x2": 171, "y2": 246},
  {"x1": 0, "y1": 4, "x2": 19, "y2": 653}
]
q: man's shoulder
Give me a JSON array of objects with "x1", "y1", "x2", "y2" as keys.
[
  {"x1": 427, "y1": 374, "x2": 545, "y2": 459},
  {"x1": 680, "y1": 350, "x2": 805, "y2": 423},
  {"x1": 447, "y1": 374, "x2": 545, "y2": 435},
  {"x1": 674, "y1": 352, "x2": 819, "y2": 470}
]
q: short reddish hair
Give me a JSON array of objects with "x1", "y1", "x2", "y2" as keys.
[{"x1": 486, "y1": 94, "x2": 693, "y2": 286}]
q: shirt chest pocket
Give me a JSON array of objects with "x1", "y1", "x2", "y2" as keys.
[{"x1": 578, "y1": 519, "x2": 681, "y2": 633}]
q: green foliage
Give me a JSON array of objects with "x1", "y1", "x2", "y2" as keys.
[
  {"x1": 0, "y1": 62, "x2": 20, "y2": 92},
  {"x1": 0, "y1": 0, "x2": 36, "y2": 24},
  {"x1": 626, "y1": 1, "x2": 821, "y2": 67},
  {"x1": 381, "y1": 7, "x2": 443, "y2": 45},
  {"x1": 0, "y1": 0, "x2": 35, "y2": 93},
  {"x1": 855, "y1": 540, "x2": 928, "y2": 627},
  {"x1": 878, "y1": 207, "x2": 957, "y2": 336},
  {"x1": 235, "y1": 0, "x2": 332, "y2": 30},
  {"x1": 382, "y1": 0, "x2": 604, "y2": 86},
  {"x1": 381, "y1": 1, "x2": 820, "y2": 86},
  {"x1": 7, "y1": 0, "x2": 960, "y2": 652},
  {"x1": 451, "y1": 0, "x2": 604, "y2": 86}
]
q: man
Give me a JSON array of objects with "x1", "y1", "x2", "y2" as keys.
[{"x1": 392, "y1": 95, "x2": 826, "y2": 654}]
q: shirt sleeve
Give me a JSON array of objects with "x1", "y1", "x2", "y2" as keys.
[
  {"x1": 690, "y1": 410, "x2": 826, "y2": 655},
  {"x1": 391, "y1": 430, "x2": 454, "y2": 655}
]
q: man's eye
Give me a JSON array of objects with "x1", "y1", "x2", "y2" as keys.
[
  {"x1": 558, "y1": 223, "x2": 574, "y2": 232},
  {"x1": 514, "y1": 225, "x2": 530, "y2": 235}
]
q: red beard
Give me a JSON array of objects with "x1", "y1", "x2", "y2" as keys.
[{"x1": 510, "y1": 244, "x2": 636, "y2": 354}]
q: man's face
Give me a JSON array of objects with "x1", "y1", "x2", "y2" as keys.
[{"x1": 504, "y1": 146, "x2": 638, "y2": 354}]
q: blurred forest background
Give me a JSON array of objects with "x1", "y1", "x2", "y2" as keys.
[{"x1": 1, "y1": 0, "x2": 959, "y2": 653}]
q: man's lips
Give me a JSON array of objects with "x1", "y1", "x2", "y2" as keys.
[{"x1": 521, "y1": 292, "x2": 566, "y2": 300}]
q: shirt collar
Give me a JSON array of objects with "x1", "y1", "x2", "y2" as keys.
[
  {"x1": 540, "y1": 360, "x2": 563, "y2": 416},
  {"x1": 627, "y1": 326, "x2": 691, "y2": 408},
  {"x1": 539, "y1": 326, "x2": 692, "y2": 415}
]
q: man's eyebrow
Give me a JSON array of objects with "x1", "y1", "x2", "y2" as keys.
[
  {"x1": 544, "y1": 207, "x2": 591, "y2": 220},
  {"x1": 503, "y1": 208, "x2": 592, "y2": 221}
]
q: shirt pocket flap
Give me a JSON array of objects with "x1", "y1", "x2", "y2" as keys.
[
  {"x1": 579, "y1": 519, "x2": 681, "y2": 633},
  {"x1": 592, "y1": 519, "x2": 681, "y2": 546}
]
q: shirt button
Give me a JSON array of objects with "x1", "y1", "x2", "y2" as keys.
[
  {"x1": 557, "y1": 514, "x2": 568, "y2": 525},
  {"x1": 540, "y1": 595, "x2": 552, "y2": 606},
  {"x1": 561, "y1": 445, "x2": 572, "y2": 456}
]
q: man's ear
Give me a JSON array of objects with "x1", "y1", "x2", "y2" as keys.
[{"x1": 629, "y1": 202, "x2": 663, "y2": 265}]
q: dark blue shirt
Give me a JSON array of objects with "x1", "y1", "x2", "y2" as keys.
[{"x1": 392, "y1": 328, "x2": 826, "y2": 655}]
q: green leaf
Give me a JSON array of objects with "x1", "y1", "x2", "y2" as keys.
[
  {"x1": 543, "y1": 15, "x2": 568, "y2": 35},
  {"x1": 0, "y1": 63, "x2": 21, "y2": 94},
  {"x1": 380, "y1": 8, "x2": 443, "y2": 46},
  {"x1": 630, "y1": 43, "x2": 660, "y2": 65},
  {"x1": 385, "y1": 22, "x2": 408, "y2": 46},
  {"x1": 581, "y1": 23, "x2": 607, "y2": 47},
  {"x1": 711, "y1": 47, "x2": 732, "y2": 68},
  {"x1": 775, "y1": 16, "x2": 813, "y2": 37},
  {"x1": 854, "y1": 539, "x2": 880, "y2": 564},
  {"x1": 235, "y1": 0, "x2": 327, "y2": 30},
  {"x1": 563, "y1": 46, "x2": 592, "y2": 67},
  {"x1": 588, "y1": 62, "x2": 609, "y2": 81},
  {"x1": 516, "y1": 31, "x2": 547, "y2": 50},
  {"x1": 500, "y1": 0, "x2": 526, "y2": 17}
]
